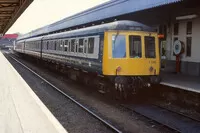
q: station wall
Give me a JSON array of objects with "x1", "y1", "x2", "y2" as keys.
[{"x1": 163, "y1": 17, "x2": 200, "y2": 76}]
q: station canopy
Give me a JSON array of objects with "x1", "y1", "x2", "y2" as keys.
[{"x1": 0, "y1": 0, "x2": 33, "y2": 35}]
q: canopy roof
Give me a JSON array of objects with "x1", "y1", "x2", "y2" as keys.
[{"x1": 0, "y1": 0, "x2": 33, "y2": 34}]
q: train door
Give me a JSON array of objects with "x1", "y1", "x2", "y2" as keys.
[
  {"x1": 40, "y1": 39, "x2": 43, "y2": 58},
  {"x1": 84, "y1": 38, "x2": 88, "y2": 58},
  {"x1": 75, "y1": 39, "x2": 79, "y2": 56},
  {"x1": 23, "y1": 41, "x2": 26, "y2": 53}
]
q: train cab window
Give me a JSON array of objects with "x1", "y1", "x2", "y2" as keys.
[
  {"x1": 64, "y1": 40, "x2": 68, "y2": 51},
  {"x1": 71, "y1": 39, "x2": 75, "y2": 52},
  {"x1": 145, "y1": 36, "x2": 156, "y2": 58},
  {"x1": 88, "y1": 38, "x2": 94, "y2": 54},
  {"x1": 112, "y1": 35, "x2": 126, "y2": 58},
  {"x1": 78, "y1": 39, "x2": 84, "y2": 53},
  {"x1": 129, "y1": 35, "x2": 142, "y2": 58}
]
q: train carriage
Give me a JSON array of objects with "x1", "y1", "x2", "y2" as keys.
[{"x1": 15, "y1": 20, "x2": 161, "y2": 99}]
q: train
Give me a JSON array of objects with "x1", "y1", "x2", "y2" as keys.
[{"x1": 15, "y1": 20, "x2": 161, "y2": 99}]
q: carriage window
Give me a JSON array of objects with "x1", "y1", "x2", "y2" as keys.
[
  {"x1": 58, "y1": 40, "x2": 63, "y2": 51},
  {"x1": 129, "y1": 35, "x2": 142, "y2": 58},
  {"x1": 78, "y1": 39, "x2": 84, "y2": 53},
  {"x1": 145, "y1": 36, "x2": 156, "y2": 58},
  {"x1": 64, "y1": 40, "x2": 68, "y2": 51},
  {"x1": 112, "y1": 35, "x2": 126, "y2": 58},
  {"x1": 71, "y1": 39, "x2": 75, "y2": 52},
  {"x1": 50, "y1": 41, "x2": 53, "y2": 50},
  {"x1": 54, "y1": 41, "x2": 57, "y2": 50},
  {"x1": 84, "y1": 40, "x2": 87, "y2": 53},
  {"x1": 47, "y1": 41, "x2": 49, "y2": 50},
  {"x1": 88, "y1": 38, "x2": 94, "y2": 54},
  {"x1": 49, "y1": 41, "x2": 52, "y2": 50},
  {"x1": 75, "y1": 40, "x2": 78, "y2": 53}
]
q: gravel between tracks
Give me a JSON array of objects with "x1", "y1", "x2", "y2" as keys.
[{"x1": 5, "y1": 52, "x2": 173, "y2": 133}]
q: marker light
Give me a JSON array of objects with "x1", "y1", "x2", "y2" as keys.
[
  {"x1": 116, "y1": 66, "x2": 121, "y2": 72},
  {"x1": 149, "y1": 66, "x2": 154, "y2": 72},
  {"x1": 158, "y1": 34, "x2": 164, "y2": 39}
]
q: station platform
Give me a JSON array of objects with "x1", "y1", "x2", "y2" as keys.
[
  {"x1": 0, "y1": 52, "x2": 67, "y2": 133},
  {"x1": 160, "y1": 71, "x2": 200, "y2": 93}
]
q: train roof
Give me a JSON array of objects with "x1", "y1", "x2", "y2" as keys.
[
  {"x1": 43, "y1": 20, "x2": 156, "y2": 40},
  {"x1": 17, "y1": 21, "x2": 156, "y2": 41}
]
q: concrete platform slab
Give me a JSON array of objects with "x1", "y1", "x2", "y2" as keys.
[
  {"x1": 0, "y1": 51, "x2": 67, "y2": 133},
  {"x1": 160, "y1": 71, "x2": 200, "y2": 93}
]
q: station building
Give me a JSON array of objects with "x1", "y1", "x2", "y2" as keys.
[{"x1": 19, "y1": 0, "x2": 200, "y2": 76}]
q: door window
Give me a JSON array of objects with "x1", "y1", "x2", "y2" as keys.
[
  {"x1": 145, "y1": 36, "x2": 156, "y2": 58},
  {"x1": 129, "y1": 35, "x2": 142, "y2": 58}
]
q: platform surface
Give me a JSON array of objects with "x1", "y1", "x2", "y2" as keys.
[
  {"x1": 0, "y1": 51, "x2": 67, "y2": 133},
  {"x1": 161, "y1": 71, "x2": 200, "y2": 93}
]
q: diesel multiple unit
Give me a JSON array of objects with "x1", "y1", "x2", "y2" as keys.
[{"x1": 15, "y1": 21, "x2": 161, "y2": 99}]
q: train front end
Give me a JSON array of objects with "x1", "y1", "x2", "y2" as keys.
[{"x1": 103, "y1": 31, "x2": 161, "y2": 97}]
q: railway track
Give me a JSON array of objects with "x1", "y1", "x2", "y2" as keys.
[
  {"x1": 122, "y1": 103, "x2": 200, "y2": 133},
  {"x1": 8, "y1": 54, "x2": 122, "y2": 133},
  {"x1": 153, "y1": 103, "x2": 200, "y2": 123}
]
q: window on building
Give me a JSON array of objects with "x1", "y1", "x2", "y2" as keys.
[
  {"x1": 71, "y1": 39, "x2": 75, "y2": 52},
  {"x1": 163, "y1": 25, "x2": 167, "y2": 39},
  {"x1": 174, "y1": 23, "x2": 179, "y2": 35},
  {"x1": 78, "y1": 39, "x2": 84, "y2": 53},
  {"x1": 129, "y1": 35, "x2": 142, "y2": 58},
  {"x1": 174, "y1": 37, "x2": 178, "y2": 42},
  {"x1": 64, "y1": 40, "x2": 68, "y2": 51},
  {"x1": 112, "y1": 35, "x2": 126, "y2": 58},
  {"x1": 186, "y1": 37, "x2": 192, "y2": 57},
  {"x1": 145, "y1": 36, "x2": 156, "y2": 58},
  {"x1": 187, "y1": 21, "x2": 192, "y2": 35},
  {"x1": 88, "y1": 38, "x2": 95, "y2": 54}
]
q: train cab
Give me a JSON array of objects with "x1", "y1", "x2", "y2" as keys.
[
  {"x1": 103, "y1": 31, "x2": 160, "y2": 76},
  {"x1": 103, "y1": 30, "x2": 161, "y2": 97}
]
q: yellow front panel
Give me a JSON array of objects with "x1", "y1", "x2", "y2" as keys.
[{"x1": 103, "y1": 31, "x2": 160, "y2": 76}]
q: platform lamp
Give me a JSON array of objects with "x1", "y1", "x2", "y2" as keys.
[{"x1": 173, "y1": 40, "x2": 184, "y2": 73}]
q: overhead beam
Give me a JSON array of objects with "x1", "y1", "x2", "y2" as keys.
[
  {"x1": 1, "y1": 0, "x2": 33, "y2": 34},
  {"x1": 0, "y1": 0, "x2": 18, "y2": 4},
  {"x1": 0, "y1": 3, "x2": 19, "y2": 8},
  {"x1": 0, "y1": 6, "x2": 15, "y2": 11}
]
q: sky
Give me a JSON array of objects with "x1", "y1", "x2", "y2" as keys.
[{"x1": 7, "y1": 0, "x2": 109, "y2": 34}]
